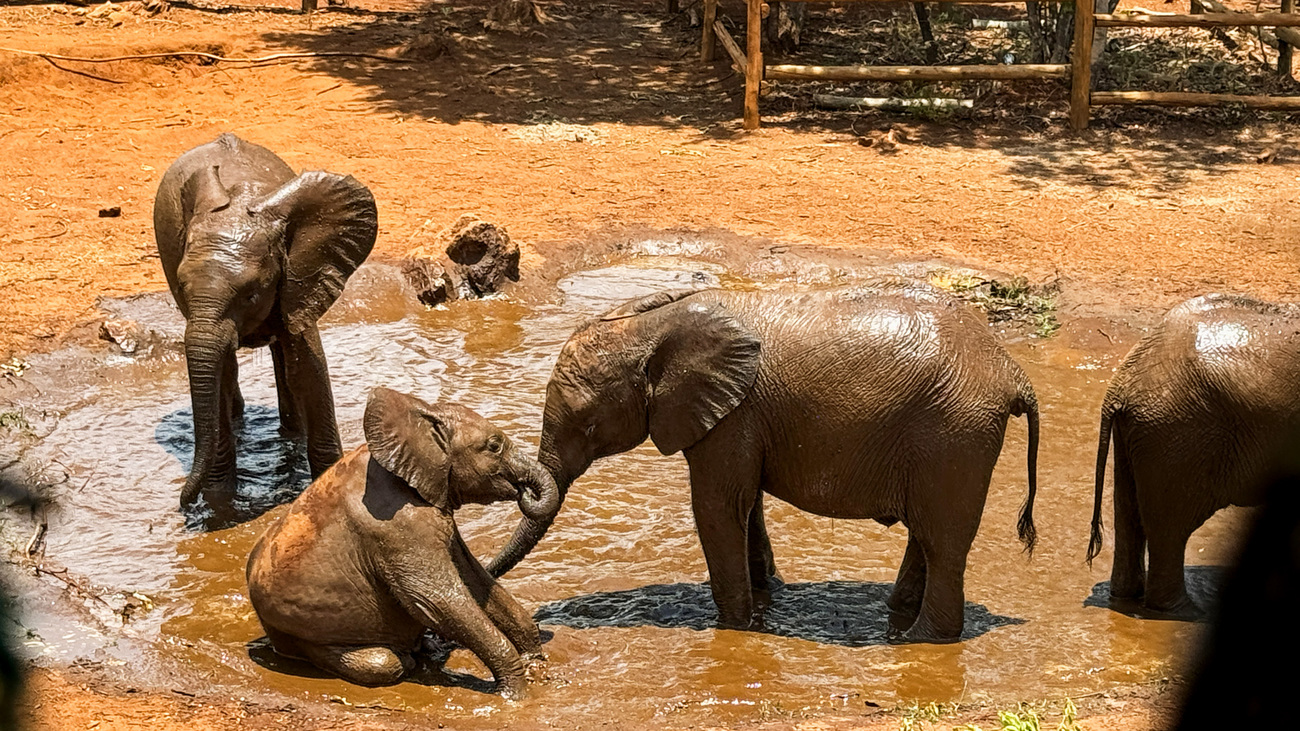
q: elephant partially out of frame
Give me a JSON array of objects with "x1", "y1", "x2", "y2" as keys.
[
  {"x1": 153, "y1": 133, "x2": 377, "y2": 507},
  {"x1": 488, "y1": 282, "x2": 1040, "y2": 643},
  {"x1": 1089, "y1": 294, "x2": 1300, "y2": 618}
]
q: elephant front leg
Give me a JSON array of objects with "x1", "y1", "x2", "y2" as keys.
[
  {"x1": 747, "y1": 492, "x2": 781, "y2": 594},
  {"x1": 276, "y1": 324, "x2": 343, "y2": 477},
  {"x1": 887, "y1": 534, "x2": 927, "y2": 636},
  {"x1": 270, "y1": 339, "x2": 303, "y2": 438},
  {"x1": 453, "y1": 533, "x2": 543, "y2": 657},
  {"x1": 688, "y1": 453, "x2": 762, "y2": 630}
]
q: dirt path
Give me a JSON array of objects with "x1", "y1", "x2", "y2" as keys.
[{"x1": 3, "y1": 0, "x2": 1298, "y2": 727}]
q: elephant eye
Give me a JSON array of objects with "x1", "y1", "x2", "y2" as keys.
[
  {"x1": 584, "y1": 424, "x2": 596, "y2": 437},
  {"x1": 486, "y1": 435, "x2": 504, "y2": 453}
]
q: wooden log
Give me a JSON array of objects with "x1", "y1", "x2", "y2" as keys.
[
  {"x1": 1092, "y1": 91, "x2": 1300, "y2": 108},
  {"x1": 1094, "y1": 12, "x2": 1300, "y2": 27},
  {"x1": 765, "y1": 63, "x2": 1069, "y2": 80},
  {"x1": 1195, "y1": 0, "x2": 1300, "y2": 50},
  {"x1": 745, "y1": 0, "x2": 763, "y2": 130},
  {"x1": 778, "y1": 0, "x2": 1031, "y2": 3},
  {"x1": 813, "y1": 93, "x2": 974, "y2": 109},
  {"x1": 702, "y1": 0, "x2": 718, "y2": 62},
  {"x1": 715, "y1": 20, "x2": 747, "y2": 72},
  {"x1": 1283, "y1": 0, "x2": 1295, "y2": 78}
]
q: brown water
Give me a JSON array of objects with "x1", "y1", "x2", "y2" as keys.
[{"x1": 4, "y1": 252, "x2": 1246, "y2": 727}]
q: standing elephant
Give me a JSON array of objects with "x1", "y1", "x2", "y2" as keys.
[
  {"x1": 247, "y1": 388, "x2": 559, "y2": 698},
  {"x1": 488, "y1": 282, "x2": 1040, "y2": 643},
  {"x1": 1088, "y1": 294, "x2": 1300, "y2": 617},
  {"x1": 153, "y1": 133, "x2": 377, "y2": 507}
]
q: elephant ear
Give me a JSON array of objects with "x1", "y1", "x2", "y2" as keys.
[
  {"x1": 180, "y1": 165, "x2": 230, "y2": 220},
  {"x1": 363, "y1": 387, "x2": 452, "y2": 508},
  {"x1": 644, "y1": 297, "x2": 761, "y2": 455},
  {"x1": 254, "y1": 171, "x2": 378, "y2": 335}
]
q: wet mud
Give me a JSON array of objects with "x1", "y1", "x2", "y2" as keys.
[{"x1": 0, "y1": 232, "x2": 1248, "y2": 728}]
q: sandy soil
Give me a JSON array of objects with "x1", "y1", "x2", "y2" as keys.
[{"x1": 3, "y1": 0, "x2": 1298, "y2": 727}]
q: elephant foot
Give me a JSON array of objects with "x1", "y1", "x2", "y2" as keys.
[
  {"x1": 496, "y1": 676, "x2": 528, "y2": 702},
  {"x1": 893, "y1": 615, "x2": 962, "y2": 645},
  {"x1": 716, "y1": 610, "x2": 762, "y2": 632},
  {"x1": 887, "y1": 608, "x2": 919, "y2": 636},
  {"x1": 1108, "y1": 576, "x2": 1145, "y2": 603},
  {"x1": 1143, "y1": 595, "x2": 1205, "y2": 622}
]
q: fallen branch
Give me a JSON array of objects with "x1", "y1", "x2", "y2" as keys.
[
  {"x1": 39, "y1": 56, "x2": 125, "y2": 84},
  {"x1": 0, "y1": 47, "x2": 413, "y2": 67}
]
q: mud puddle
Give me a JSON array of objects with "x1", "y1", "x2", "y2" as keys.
[{"x1": 0, "y1": 237, "x2": 1247, "y2": 728}]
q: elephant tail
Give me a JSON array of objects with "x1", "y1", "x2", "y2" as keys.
[
  {"x1": 1011, "y1": 376, "x2": 1039, "y2": 555},
  {"x1": 1088, "y1": 387, "x2": 1121, "y2": 566}
]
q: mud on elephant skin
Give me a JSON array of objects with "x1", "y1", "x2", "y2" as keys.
[
  {"x1": 153, "y1": 133, "x2": 377, "y2": 510},
  {"x1": 1089, "y1": 294, "x2": 1300, "y2": 619},
  {"x1": 490, "y1": 281, "x2": 1040, "y2": 644},
  {"x1": 246, "y1": 388, "x2": 559, "y2": 700}
]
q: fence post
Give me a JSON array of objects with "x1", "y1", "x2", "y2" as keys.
[
  {"x1": 703, "y1": 0, "x2": 718, "y2": 62},
  {"x1": 302, "y1": 0, "x2": 316, "y2": 11},
  {"x1": 1070, "y1": 0, "x2": 1095, "y2": 130},
  {"x1": 1282, "y1": 0, "x2": 1295, "y2": 78},
  {"x1": 745, "y1": 0, "x2": 763, "y2": 129}
]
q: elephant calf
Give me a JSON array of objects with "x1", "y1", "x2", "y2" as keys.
[
  {"x1": 246, "y1": 388, "x2": 560, "y2": 699},
  {"x1": 490, "y1": 282, "x2": 1040, "y2": 643},
  {"x1": 154, "y1": 133, "x2": 378, "y2": 507},
  {"x1": 1089, "y1": 294, "x2": 1300, "y2": 617}
]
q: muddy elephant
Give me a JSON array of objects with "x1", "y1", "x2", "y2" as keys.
[
  {"x1": 488, "y1": 282, "x2": 1040, "y2": 643},
  {"x1": 1088, "y1": 294, "x2": 1300, "y2": 618},
  {"x1": 154, "y1": 133, "x2": 378, "y2": 507},
  {"x1": 246, "y1": 388, "x2": 559, "y2": 699}
]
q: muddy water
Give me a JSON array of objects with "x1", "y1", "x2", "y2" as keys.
[{"x1": 7, "y1": 255, "x2": 1246, "y2": 727}]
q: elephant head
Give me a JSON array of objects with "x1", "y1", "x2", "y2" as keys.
[
  {"x1": 363, "y1": 388, "x2": 560, "y2": 522},
  {"x1": 167, "y1": 143, "x2": 377, "y2": 506},
  {"x1": 486, "y1": 289, "x2": 761, "y2": 577}
]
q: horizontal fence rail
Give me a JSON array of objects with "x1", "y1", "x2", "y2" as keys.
[
  {"x1": 1092, "y1": 91, "x2": 1300, "y2": 108},
  {"x1": 766, "y1": 63, "x2": 1070, "y2": 81},
  {"x1": 1094, "y1": 11, "x2": 1300, "y2": 27}
]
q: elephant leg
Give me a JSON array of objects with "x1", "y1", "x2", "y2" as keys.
[
  {"x1": 887, "y1": 534, "x2": 927, "y2": 634},
  {"x1": 747, "y1": 491, "x2": 780, "y2": 593},
  {"x1": 687, "y1": 448, "x2": 762, "y2": 630},
  {"x1": 1109, "y1": 437, "x2": 1146, "y2": 603},
  {"x1": 1143, "y1": 515, "x2": 1205, "y2": 618},
  {"x1": 270, "y1": 339, "x2": 303, "y2": 438},
  {"x1": 276, "y1": 324, "x2": 343, "y2": 477},
  {"x1": 301, "y1": 643, "x2": 414, "y2": 687},
  {"x1": 452, "y1": 532, "x2": 542, "y2": 656},
  {"x1": 224, "y1": 356, "x2": 245, "y2": 429}
]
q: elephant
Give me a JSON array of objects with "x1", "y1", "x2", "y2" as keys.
[
  {"x1": 487, "y1": 282, "x2": 1040, "y2": 643},
  {"x1": 246, "y1": 387, "x2": 560, "y2": 699},
  {"x1": 1088, "y1": 294, "x2": 1300, "y2": 618},
  {"x1": 153, "y1": 133, "x2": 378, "y2": 507}
]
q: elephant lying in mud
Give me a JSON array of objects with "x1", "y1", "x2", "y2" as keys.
[
  {"x1": 488, "y1": 282, "x2": 1041, "y2": 643},
  {"x1": 1089, "y1": 294, "x2": 1300, "y2": 618},
  {"x1": 246, "y1": 388, "x2": 559, "y2": 698},
  {"x1": 154, "y1": 133, "x2": 378, "y2": 507}
]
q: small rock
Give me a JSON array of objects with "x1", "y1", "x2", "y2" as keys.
[
  {"x1": 100, "y1": 318, "x2": 142, "y2": 354},
  {"x1": 98, "y1": 206, "x2": 121, "y2": 218}
]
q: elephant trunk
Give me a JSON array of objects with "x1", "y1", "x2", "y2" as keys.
[
  {"x1": 486, "y1": 434, "x2": 575, "y2": 578},
  {"x1": 509, "y1": 450, "x2": 560, "y2": 524},
  {"x1": 181, "y1": 318, "x2": 239, "y2": 506}
]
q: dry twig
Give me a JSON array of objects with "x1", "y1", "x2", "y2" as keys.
[{"x1": 0, "y1": 47, "x2": 413, "y2": 67}]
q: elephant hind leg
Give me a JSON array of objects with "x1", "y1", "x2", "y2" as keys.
[
  {"x1": 887, "y1": 534, "x2": 926, "y2": 635},
  {"x1": 303, "y1": 643, "x2": 415, "y2": 687},
  {"x1": 1109, "y1": 434, "x2": 1147, "y2": 603}
]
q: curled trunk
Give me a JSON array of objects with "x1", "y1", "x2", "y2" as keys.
[
  {"x1": 487, "y1": 437, "x2": 571, "y2": 578},
  {"x1": 181, "y1": 320, "x2": 239, "y2": 506},
  {"x1": 509, "y1": 450, "x2": 560, "y2": 524}
]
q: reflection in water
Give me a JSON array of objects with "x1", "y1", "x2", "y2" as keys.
[
  {"x1": 536, "y1": 581, "x2": 1023, "y2": 647},
  {"x1": 6, "y1": 260, "x2": 1247, "y2": 728}
]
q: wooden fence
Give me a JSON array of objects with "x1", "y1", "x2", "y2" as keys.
[{"x1": 699, "y1": 0, "x2": 1300, "y2": 130}]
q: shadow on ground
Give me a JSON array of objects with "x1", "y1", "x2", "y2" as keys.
[
  {"x1": 156, "y1": 404, "x2": 310, "y2": 531},
  {"x1": 1084, "y1": 565, "x2": 1227, "y2": 620},
  {"x1": 535, "y1": 580, "x2": 1024, "y2": 647}
]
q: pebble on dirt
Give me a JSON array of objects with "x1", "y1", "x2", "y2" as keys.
[{"x1": 401, "y1": 215, "x2": 521, "y2": 307}]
